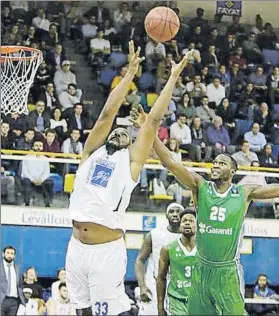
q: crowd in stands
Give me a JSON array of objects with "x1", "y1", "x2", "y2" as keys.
[{"x1": 1, "y1": 1, "x2": 279, "y2": 215}]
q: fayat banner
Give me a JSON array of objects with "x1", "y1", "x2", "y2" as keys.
[
  {"x1": 216, "y1": 1, "x2": 242, "y2": 16},
  {"x1": 2, "y1": 206, "x2": 279, "y2": 238}
]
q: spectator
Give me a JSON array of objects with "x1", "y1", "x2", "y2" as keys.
[
  {"x1": 194, "y1": 96, "x2": 216, "y2": 126},
  {"x1": 22, "y1": 267, "x2": 45, "y2": 315},
  {"x1": 156, "y1": 53, "x2": 173, "y2": 92},
  {"x1": 186, "y1": 75, "x2": 206, "y2": 103},
  {"x1": 227, "y1": 15, "x2": 246, "y2": 37},
  {"x1": 113, "y1": 2, "x2": 132, "y2": 32},
  {"x1": 177, "y1": 92, "x2": 195, "y2": 124},
  {"x1": 206, "y1": 28, "x2": 221, "y2": 53},
  {"x1": 59, "y1": 83, "x2": 82, "y2": 111},
  {"x1": 209, "y1": 13, "x2": 228, "y2": 37},
  {"x1": 251, "y1": 14, "x2": 264, "y2": 35},
  {"x1": 17, "y1": 288, "x2": 39, "y2": 316},
  {"x1": 216, "y1": 97, "x2": 240, "y2": 144},
  {"x1": 202, "y1": 45, "x2": 219, "y2": 73},
  {"x1": 214, "y1": 64, "x2": 231, "y2": 90},
  {"x1": 47, "y1": 283, "x2": 75, "y2": 315},
  {"x1": 32, "y1": 60, "x2": 52, "y2": 100},
  {"x1": 111, "y1": 66, "x2": 141, "y2": 110},
  {"x1": 121, "y1": 17, "x2": 144, "y2": 52},
  {"x1": 43, "y1": 129, "x2": 60, "y2": 153},
  {"x1": 84, "y1": 1, "x2": 110, "y2": 23},
  {"x1": 170, "y1": 113, "x2": 192, "y2": 151},
  {"x1": 239, "y1": 82, "x2": 257, "y2": 106},
  {"x1": 22, "y1": 25, "x2": 38, "y2": 46},
  {"x1": 268, "y1": 66, "x2": 279, "y2": 107},
  {"x1": 1, "y1": 7, "x2": 14, "y2": 31},
  {"x1": 6, "y1": 111, "x2": 28, "y2": 142},
  {"x1": 61, "y1": 129, "x2": 83, "y2": 154},
  {"x1": 242, "y1": 32, "x2": 263, "y2": 64},
  {"x1": 81, "y1": 16, "x2": 98, "y2": 43},
  {"x1": 89, "y1": 28, "x2": 111, "y2": 74},
  {"x1": 206, "y1": 76, "x2": 226, "y2": 107},
  {"x1": 27, "y1": 101, "x2": 51, "y2": 135},
  {"x1": 270, "y1": 118, "x2": 279, "y2": 144},
  {"x1": 21, "y1": 140, "x2": 53, "y2": 207},
  {"x1": 54, "y1": 60, "x2": 82, "y2": 98},
  {"x1": 206, "y1": 116, "x2": 235, "y2": 156},
  {"x1": 172, "y1": 76, "x2": 186, "y2": 103},
  {"x1": 164, "y1": 98, "x2": 177, "y2": 125},
  {"x1": 2, "y1": 24, "x2": 22, "y2": 45},
  {"x1": 32, "y1": 9, "x2": 50, "y2": 41},
  {"x1": 103, "y1": 19, "x2": 117, "y2": 43},
  {"x1": 145, "y1": 38, "x2": 166, "y2": 72},
  {"x1": 250, "y1": 274, "x2": 277, "y2": 315},
  {"x1": 1, "y1": 166, "x2": 16, "y2": 204},
  {"x1": 254, "y1": 102, "x2": 273, "y2": 134},
  {"x1": 220, "y1": 33, "x2": 237, "y2": 63},
  {"x1": 1, "y1": 246, "x2": 25, "y2": 315},
  {"x1": 232, "y1": 140, "x2": 259, "y2": 166},
  {"x1": 258, "y1": 144, "x2": 278, "y2": 168},
  {"x1": 131, "y1": 2, "x2": 145, "y2": 25},
  {"x1": 38, "y1": 82, "x2": 59, "y2": 111},
  {"x1": 258, "y1": 22, "x2": 278, "y2": 50},
  {"x1": 191, "y1": 116, "x2": 212, "y2": 162},
  {"x1": 44, "y1": 23, "x2": 59, "y2": 49},
  {"x1": 200, "y1": 66, "x2": 211, "y2": 85},
  {"x1": 16, "y1": 129, "x2": 35, "y2": 151},
  {"x1": 46, "y1": 43, "x2": 68, "y2": 72},
  {"x1": 229, "y1": 63, "x2": 246, "y2": 100},
  {"x1": 189, "y1": 25, "x2": 205, "y2": 51},
  {"x1": 1, "y1": 122, "x2": 14, "y2": 150},
  {"x1": 46, "y1": 1, "x2": 65, "y2": 38},
  {"x1": 50, "y1": 107, "x2": 68, "y2": 143},
  {"x1": 244, "y1": 122, "x2": 267, "y2": 152},
  {"x1": 228, "y1": 46, "x2": 247, "y2": 71},
  {"x1": 51, "y1": 268, "x2": 66, "y2": 299},
  {"x1": 189, "y1": 7, "x2": 208, "y2": 32},
  {"x1": 158, "y1": 120, "x2": 169, "y2": 145},
  {"x1": 248, "y1": 66, "x2": 267, "y2": 99}
]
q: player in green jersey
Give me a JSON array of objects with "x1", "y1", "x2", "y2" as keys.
[
  {"x1": 130, "y1": 108, "x2": 279, "y2": 315},
  {"x1": 157, "y1": 209, "x2": 197, "y2": 316}
]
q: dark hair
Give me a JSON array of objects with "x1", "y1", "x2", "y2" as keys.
[
  {"x1": 212, "y1": 75, "x2": 221, "y2": 80},
  {"x1": 177, "y1": 113, "x2": 187, "y2": 119},
  {"x1": 179, "y1": 208, "x2": 197, "y2": 220},
  {"x1": 45, "y1": 129, "x2": 56, "y2": 136},
  {"x1": 73, "y1": 103, "x2": 83, "y2": 109},
  {"x1": 57, "y1": 268, "x2": 66, "y2": 277},
  {"x1": 264, "y1": 143, "x2": 273, "y2": 150},
  {"x1": 241, "y1": 140, "x2": 249, "y2": 146},
  {"x1": 51, "y1": 107, "x2": 62, "y2": 119},
  {"x1": 24, "y1": 128, "x2": 35, "y2": 134},
  {"x1": 256, "y1": 274, "x2": 268, "y2": 285},
  {"x1": 3, "y1": 246, "x2": 16, "y2": 254},
  {"x1": 68, "y1": 83, "x2": 77, "y2": 90},
  {"x1": 58, "y1": 282, "x2": 67, "y2": 290}
]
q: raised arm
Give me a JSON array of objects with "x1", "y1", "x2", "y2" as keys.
[
  {"x1": 129, "y1": 53, "x2": 191, "y2": 181},
  {"x1": 246, "y1": 184, "x2": 279, "y2": 201},
  {"x1": 134, "y1": 232, "x2": 153, "y2": 303},
  {"x1": 157, "y1": 246, "x2": 170, "y2": 316},
  {"x1": 153, "y1": 137, "x2": 204, "y2": 191},
  {"x1": 80, "y1": 41, "x2": 144, "y2": 165}
]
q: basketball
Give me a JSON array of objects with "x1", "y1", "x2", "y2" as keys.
[{"x1": 145, "y1": 7, "x2": 180, "y2": 42}]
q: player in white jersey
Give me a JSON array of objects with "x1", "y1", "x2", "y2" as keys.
[
  {"x1": 65, "y1": 40, "x2": 192, "y2": 316},
  {"x1": 134, "y1": 203, "x2": 184, "y2": 315},
  {"x1": 47, "y1": 283, "x2": 75, "y2": 315}
]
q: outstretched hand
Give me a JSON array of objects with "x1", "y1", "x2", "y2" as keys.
[
  {"x1": 128, "y1": 41, "x2": 145, "y2": 75},
  {"x1": 129, "y1": 104, "x2": 147, "y2": 128},
  {"x1": 170, "y1": 49, "x2": 193, "y2": 78}
]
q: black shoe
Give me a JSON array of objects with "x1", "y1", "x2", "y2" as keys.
[
  {"x1": 45, "y1": 203, "x2": 50, "y2": 207},
  {"x1": 25, "y1": 202, "x2": 30, "y2": 206}
]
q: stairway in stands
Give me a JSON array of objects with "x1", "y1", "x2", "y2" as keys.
[{"x1": 63, "y1": 38, "x2": 105, "y2": 120}]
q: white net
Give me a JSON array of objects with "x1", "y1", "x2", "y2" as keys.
[{"x1": 1, "y1": 46, "x2": 43, "y2": 115}]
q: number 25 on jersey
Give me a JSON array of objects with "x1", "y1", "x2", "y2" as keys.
[{"x1": 210, "y1": 206, "x2": 227, "y2": 222}]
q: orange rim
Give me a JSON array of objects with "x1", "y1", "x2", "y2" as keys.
[{"x1": 1, "y1": 46, "x2": 43, "y2": 62}]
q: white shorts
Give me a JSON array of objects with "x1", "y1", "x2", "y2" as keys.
[
  {"x1": 138, "y1": 276, "x2": 158, "y2": 315},
  {"x1": 65, "y1": 236, "x2": 130, "y2": 315}
]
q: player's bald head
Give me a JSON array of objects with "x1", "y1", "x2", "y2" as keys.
[{"x1": 215, "y1": 154, "x2": 238, "y2": 171}]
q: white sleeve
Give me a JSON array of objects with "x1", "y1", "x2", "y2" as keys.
[{"x1": 17, "y1": 304, "x2": 25, "y2": 315}]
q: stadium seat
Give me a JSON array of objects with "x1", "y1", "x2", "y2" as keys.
[
  {"x1": 108, "y1": 52, "x2": 127, "y2": 68},
  {"x1": 64, "y1": 174, "x2": 75, "y2": 193},
  {"x1": 272, "y1": 144, "x2": 279, "y2": 158},
  {"x1": 138, "y1": 73, "x2": 155, "y2": 91},
  {"x1": 49, "y1": 173, "x2": 63, "y2": 193},
  {"x1": 273, "y1": 104, "x2": 279, "y2": 115},
  {"x1": 235, "y1": 119, "x2": 252, "y2": 136},
  {"x1": 146, "y1": 93, "x2": 159, "y2": 108},
  {"x1": 98, "y1": 69, "x2": 117, "y2": 87},
  {"x1": 263, "y1": 49, "x2": 279, "y2": 66}
]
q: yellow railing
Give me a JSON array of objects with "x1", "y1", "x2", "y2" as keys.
[{"x1": 1, "y1": 149, "x2": 279, "y2": 173}]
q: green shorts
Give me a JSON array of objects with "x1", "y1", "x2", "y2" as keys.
[
  {"x1": 188, "y1": 258, "x2": 245, "y2": 316},
  {"x1": 168, "y1": 294, "x2": 188, "y2": 315}
]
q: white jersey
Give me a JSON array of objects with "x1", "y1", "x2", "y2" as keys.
[
  {"x1": 55, "y1": 300, "x2": 71, "y2": 315},
  {"x1": 146, "y1": 227, "x2": 180, "y2": 280},
  {"x1": 69, "y1": 145, "x2": 138, "y2": 231}
]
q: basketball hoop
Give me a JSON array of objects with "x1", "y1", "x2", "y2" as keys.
[{"x1": 1, "y1": 46, "x2": 43, "y2": 115}]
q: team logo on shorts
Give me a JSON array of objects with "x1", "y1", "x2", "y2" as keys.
[{"x1": 90, "y1": 163, "x2": 114, "y2": 188}]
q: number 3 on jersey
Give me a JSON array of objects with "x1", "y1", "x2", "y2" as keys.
[
  {"x1": 184, "y1": 266, "x2": 192, "y2": 277},
  {"x1": 210, "y1": 206, "x2": 227, "y2": 222}
]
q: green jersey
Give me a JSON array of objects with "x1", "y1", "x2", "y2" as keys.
[
  {"x1": 196, "y1": 180, "x2": 246, "y2": 263},
  {"x1": 167, "y1": 237, "x2": 197, "y2": 299}
]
